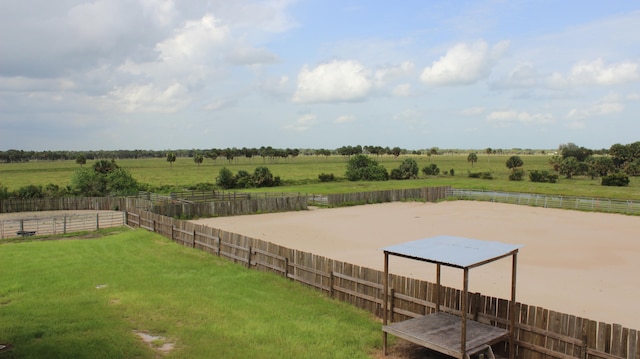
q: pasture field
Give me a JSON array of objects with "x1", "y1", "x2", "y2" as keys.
[
  {"x1": 0, "y1": 228, "x2": 382, "y2": 359},
  {"x1": 1, "y1": 154, "x2": 638, "y2": 200}
]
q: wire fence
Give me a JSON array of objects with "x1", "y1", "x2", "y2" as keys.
[
  {"x1": 0, "y1": 211, "x2": 125, "y2": 239},
  {"x1": 447, "y1": 188, "x2": 640, "y2": 215}
]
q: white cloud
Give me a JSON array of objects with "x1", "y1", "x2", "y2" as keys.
[
  {"x1": 109, "y1": 82, "x2": 189, "y2": 113},
  {"x1": 292, "y1": 60, "x2": 373, "y2": 103},
  {"x1": 374, "y1": 62, "x2": 414, "y2": 87},
  {"x1": 492, "y1": 62, "x2": 538, "y2": 89},
  {"x1": 285, "y1": 113, "x2": 317, "y2": 132},
  {"x1": 547, "y1": 59, "x2": 639, "y2": 88},
  {"x1": 420, "y1": 40, "x2": 509, "y2": 86},
  {"x1": 392, "y1": 84, "x2": 411, "y2": 97},
  {"x1": 486, "y1": 110, "x2": 554, "y2": 128},
  {"x1": 459, "y1": 107, "x2": 485, "y2": 116},
  {"x1": 202, "y1": 98, "x2": 237, "y2": 111},
  {"x1": 566, "y1": 94, "x2": 624, "y2": 120},
  {"x1": 334, "y1": 115, "x2": 356, "y2": 124}
]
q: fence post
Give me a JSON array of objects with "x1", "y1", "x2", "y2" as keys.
[
  {"x1": 63, "y1": 215, "x2": 67, "y2": 234},
  {"x1": 247, "y1": 246, "x2": 252, "y2": 268},
  {"x1": 284, "y1": 257, "x2": 289, "y2": 278},
  {"x1": 193, "y1": 230, "x2": 196, "y2": 248},
  {"x1": 96, "y1": 213, "x2": 99, "y2": 230},
  {"x1": 329, "y1": 272, "x2": 334, "y2": 298},
  {"x1": 389, "y1": 288, "x2": 395, "y2": 323},
  {"x1": 216, "y1": 236, "x2": 221, "y2": 256}
]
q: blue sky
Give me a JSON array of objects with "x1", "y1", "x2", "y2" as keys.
[{"x1": 1, "y1": 0, "x2": 639, "y2": 151}]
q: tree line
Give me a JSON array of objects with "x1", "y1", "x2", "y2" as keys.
[{"x1": 0, "y1": 145, "x2": 597, "y2": 163}]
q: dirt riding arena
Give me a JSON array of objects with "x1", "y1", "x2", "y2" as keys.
[{"x1": 191, "y1": 201, "x2": 640, "y2": 330}]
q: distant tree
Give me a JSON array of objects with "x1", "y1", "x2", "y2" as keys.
[
  {"x1": 467, "y1": 153, "x2": 478, "y2": 167},
  {"x1": 166, "y1": 152, "x2": 176, "y2": 168},
  {"x1": 205, "y1": 150, "x2": 218, "y2": 165},
  {"x1": 345, "y1": 154, "x2": 389, "y2": 181},
  {"x1": 559, "y1": 157, "x2": 579, "y2": 179},
  {"x1": 585, "y1": 156, "x2": 615, "y2": 178},
  {"x1": 506, "y1": 156, "x2": 524, "y2": 170},
  {"x1": 72, "y1": 160, "x2": 138, "y2": 196},
  {"x1": 390, "y1": 147, "x2": 402, "y2": 158},
  {"x1": 422, "y1": 164, "x2": 440, "y2": 176},
  {"x1": 75, "y1": 154, "x2": 86, "y2": 167},
  {"x1": 391, "y1": 158, "x2": 419, "y2": 180},
  {"x1": 216, "y1": 167, "x2": 236, "y2": 189},
  {"x1": 194, "y1": 153, "x2": 204, "y2": 168},
  {"x1": 253, "y1": 166, "x2": 279, "y2": 187},
  {"x1": 559, "y1": 143, "x2": 592, "y2": 162},
  {"x1": 549, "y1": 155, "x2": 562, "y2": 172}
]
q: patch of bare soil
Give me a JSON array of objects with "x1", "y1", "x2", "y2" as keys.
[{"x1": 133, "y1": 331, "x2": 175, "y2": 354}]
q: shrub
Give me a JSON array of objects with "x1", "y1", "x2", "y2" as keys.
[
  {"x1": 508, "y1": 169, "x2": 525, "y2": 181},
  {"x1": 391, "y1": 158, "x2": 418, "y2": 180},
  {"x1": 235, "y1": 170, "x2": 254, "y2": 188},
  {"x1": 345, "y1": 154, "x2": 389, "y2": 181},
  {"x1": 253, "y1": 166, "x2": 278, "y2": 187},
  {"x1": 529, "y1": 170, "x2": 558, "y2": 183},
  {"x1": 450, "y1": 169, "x2": 455, "y2": 176},
  {"x1": 390, "y1": 168, "x2": 403, "y2": 180},
  {"x1": 468, "y1": 171, "x2": 493, "y2": 179},
  {"x1": 601, "y1": 172, "x2": 630, "y2": 186},
  {"x1": 421, "y1": 164, "x2": 440, "y2": 176},
  {"x1": 71, "y1": 160, "x2": 139, "y2": 196},
  {"x1": 318, "y1": 173, "x2": 335, "y2": 182},
  {"x1": 216, "y1": 167, "x2": 236, "y2": 189}
]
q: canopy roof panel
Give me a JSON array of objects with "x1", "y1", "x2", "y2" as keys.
[{"x1": 380, "y1": 235, "x2": 522, "y2": 269}]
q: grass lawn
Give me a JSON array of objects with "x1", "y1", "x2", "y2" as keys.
[
  {"x1": 1, "y1": 154, "x2": 638, "y2": 200},
  {"x1": 0, "y1": 229, "x2": 382, "y2": 359}
]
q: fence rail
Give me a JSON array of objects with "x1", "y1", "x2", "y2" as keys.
[
  {"x1": 0, "y1": 211, "x2": 125, "y2": 239},
  {"x1": 447, "y1": 189, "x2": 640, "y2": 215},
  {"x1": 125, "y1": 208, "x2": 638, "y2": 359}
]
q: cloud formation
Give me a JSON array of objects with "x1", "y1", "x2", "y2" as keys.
[
  {"x1": 420, "y1": 40, "x2": 510, "y2": 86},
  {"x1": 547, "y1": 59, "x2": 639, "y2": 88},
  {"x1": 292, "y1": 60, "x2": 373, "y2": 103}
]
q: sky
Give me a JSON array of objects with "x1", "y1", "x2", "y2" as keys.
[{"x1": 1, "y1": 1, "x2": 639, "y2": 151}]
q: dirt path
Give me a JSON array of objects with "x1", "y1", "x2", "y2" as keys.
[{"x1": 191, "y1": 201, "x2": 640, "y2": 330}]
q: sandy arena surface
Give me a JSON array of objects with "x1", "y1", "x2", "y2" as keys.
[{"x1": 191, "y1": 201, "x2": 640, "y2": 330}]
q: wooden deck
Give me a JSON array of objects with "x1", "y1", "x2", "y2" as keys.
[{"x1": 382, "y1": 312, "x2": 509, "y2": 359}]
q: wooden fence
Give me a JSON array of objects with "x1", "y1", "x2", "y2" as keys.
[
  {"x1": 0, "y1": 211, "x2": 125, "y2": 239},
  {"x1": 0, "y1": 195, "x2": 307, "y2": 219},
  {"x1": 125, "y1": 208, "x2": 638, "y2": 359},
  {"x1": 326, "y1": 186, "x2": 450, "y2": 206}
]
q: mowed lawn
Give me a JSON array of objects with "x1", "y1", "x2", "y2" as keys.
[{"x1": 0, "y1": 229, "x2": 381, "y2": 359}]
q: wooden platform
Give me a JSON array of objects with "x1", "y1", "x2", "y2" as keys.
[{"x1": 382, "y1": 312, "x2": 509, "y2": 359}]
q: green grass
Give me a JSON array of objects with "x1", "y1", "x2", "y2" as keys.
[
  {"x1": 1, "y1": 154, "x2": 639, "y2": 200},
  {"x1": 0, "y1": 229, "x2": 382, "y2": 359}
]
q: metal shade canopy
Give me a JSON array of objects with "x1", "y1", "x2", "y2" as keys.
[
  {"x1": 380, "y1": 235, "x2": 522, "y2": 269},
  {"x1": 381, "y1": 235, "x2": 523, "y2": 359}
]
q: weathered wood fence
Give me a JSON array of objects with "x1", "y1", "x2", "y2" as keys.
[
  {"x1": 125, "y1": 208, "x2": 638, "y2": 359},
  {"x1": 0, "y1": 195, "x2": 307, "y2": 218},
  {"x1": 326, "y1": 186, "x2": 450, "y2": 206},
  {"x1": 0, "y1": 211, "x2": 125, "y2": 239}
]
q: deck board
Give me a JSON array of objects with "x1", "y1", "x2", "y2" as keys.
[{"x1": 383, "y1": 312, "x2": 509, "y2": 358}]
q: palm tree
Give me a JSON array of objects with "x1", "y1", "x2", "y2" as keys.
[{"x1": 467, "y1": 152, "x2": 478, "y2": 167}]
